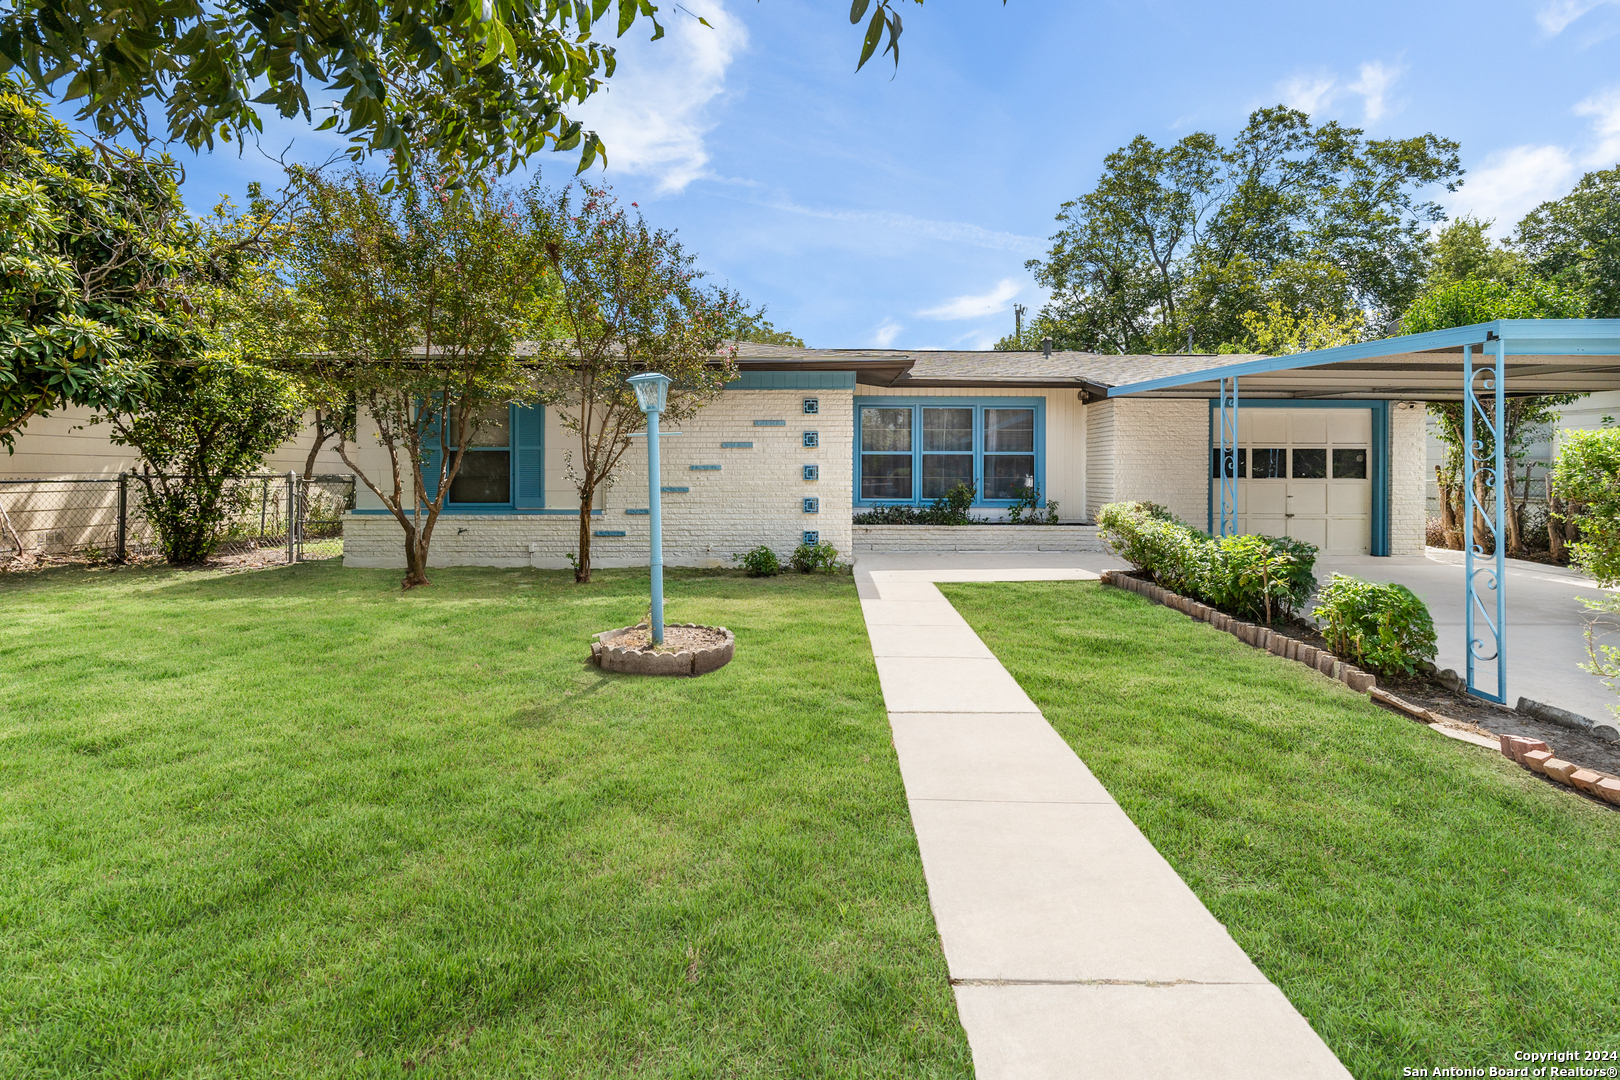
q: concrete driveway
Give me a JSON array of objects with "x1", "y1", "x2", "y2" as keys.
[{"x1": 1314, "y1": 549, "x2": 1620, "y2": 722}]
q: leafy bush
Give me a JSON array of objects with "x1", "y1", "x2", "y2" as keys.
[
  {"x1": 734, "y1": 545, "x2": 780, "y2": 577},
  {"x1": 852, "y1": 482, "x2": 982, "y2": 526},
  {"x1": 1007, "y1": 484, "x2": 1060, "y2": 524},
  {"x1": 1098, "y1": 501, "x2": 1318, "y2": 623},
  {"x1": 789, "y1": 541, "x2": 843, "y2": 573},
  {"x1": 1553, "y1": 427, "x2": 1620, "y2": 585},
  {"x1": 1314, "y1": 574, "x2": 1438, "y2": 676}
]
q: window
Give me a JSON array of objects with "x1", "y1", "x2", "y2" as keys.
[
  {"x1": 855, "y1": 399, "x2": 1044, "y2": 505},
  {"x1": 447, "y1": 405, "x2": 512, "y2": 503},
  {"x1": 1251, "y1": 448, "x2": 1286, "y2": 478},
  {"x1": 1332, "y1": 448, "x2": 1368, "y2": 479},
  {"x1": 1211, "y1": 448, "x2": 1248, "y2": 479},
  {"x1": 1291, "y1": 448, "x2": 1327, "y2": 479}
]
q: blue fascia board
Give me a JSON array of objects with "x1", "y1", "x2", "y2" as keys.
[{"x1": 1108, "y1": 319, "x2": 1620, "y2": 397}]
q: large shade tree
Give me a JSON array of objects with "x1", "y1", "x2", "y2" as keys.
[
  {"x1": 1516, "y1": 165, "x2": 1620, "y2": 318},
  {"x1": 1020, "y1": 107, "x2": 1462, "y2": 355},
  {"x1": 0, "y1": 0, "x2": 937, "y2": 185}
]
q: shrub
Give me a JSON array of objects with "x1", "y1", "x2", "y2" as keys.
[
  {"x1": 733, "y1": 545, "x2": 780, "y2": 577},
  {"x1": 1552, "y1": 428, "x2": 1620, "y2": 585},
  {"x1": 1098, "y1": 501, "x2": 1318, "y2": 623},
  {"x1": 789, "y1": 541, "x2": 843, "y2": 573},
  {"x1": 1007, "y1": 484, "x2": 1060, "y2": 524},
  {"x1": 852, "y1": 482, "x2": 982, "y2": 526},
  {"x1": 1314, "y1": 574, "x2": 1438, "y2": 676}
]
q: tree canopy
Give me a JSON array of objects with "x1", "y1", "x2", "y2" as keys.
[
  {"x1": 1019, "y1": 107, "x2": 1462, "y2": 355},
  {"x1": 1516, "y1": 165, "x2": 1620, "y2": 318},
  {"x1": 0, "y1": 0, "x2": 938, "y2": 185}
]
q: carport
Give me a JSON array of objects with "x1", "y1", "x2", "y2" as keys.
[{"x1": 1106, "y1": 319, "x2": 1620, "y2": 703}]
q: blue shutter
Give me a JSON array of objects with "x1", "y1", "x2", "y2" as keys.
[
  {"x1": 514, "y1": 404, "x2": 544, "y2": 508},
  {"x1": 418, "y1": 403, "x2": 444, "y2": 503}
]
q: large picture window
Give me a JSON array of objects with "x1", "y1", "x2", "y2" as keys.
[{"x1": 856, "y1": 399, "x2": 1044, "y2": 505}]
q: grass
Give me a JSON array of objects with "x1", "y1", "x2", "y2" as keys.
[
  {"x1": 940, "y1": 579, "x2": 1620, "y2": 1076},
  {"x1": 0, "y1": 562, "x2": 971, "y2": 1079}
]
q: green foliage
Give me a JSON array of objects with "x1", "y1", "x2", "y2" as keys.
[
  {"x1": 0, "y1": 79, "x2": 217, "y2": 448},
  {"x1": 1552, "y1": 428, "x2": 1620, "y2": 585},
  {"x1": 789, "y1": 541, "x2": 843, "y2": 573},
  {"x1": 1427, "y1": 215, "x2": 1522, "y2": 287},
  {"x1": 1097, "y1": 501, "x2": 1317, "y2": 623},
  {"x1": 1026, "y1": 107, "x2": 1461, "y2": 354},
  {"x1": 1516, "y1": 165, "x2": 1620, "y2": 317},
  {"x1": 851, "y1": 482, "x2": 982, "y2": 526},
  {"x1": 734, "y1": 545, "x2": 781, "y2": 577},
  {"x1": 731, "y1": 305, "x2": 805, "y2": 347},
  {"x1": 101, "y1": 359, "x2": 306, "y2": 564},
  {"x1": 1313, "y1": 573, "x2": 1438, "y2": 676},
  {"x1": 274, "y1": 166, "x2": 550, "y2": 587},
  {"x1": 1401, "y1": 276, "x2": 1585, "y2": 334},
  {"x1": 534, "y1": 182, "x2": 741, "y2": 583},
  {"x1": 0, "y1": 0, "x2": 929, "y2": 188},
  {"x1": 1006, "y1": 484, "x2": 1059, "y2": 524}
]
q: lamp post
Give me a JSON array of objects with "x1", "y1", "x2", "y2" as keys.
[{"x1": 627, "y1": 372, "x2": 672, "y2": 645}]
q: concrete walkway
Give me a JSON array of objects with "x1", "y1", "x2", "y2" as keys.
[{"x1": 855, "y1": 553, "x2": 1351, "y2": 1079}]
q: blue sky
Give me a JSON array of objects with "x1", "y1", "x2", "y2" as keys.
[{"x1": 166, "y1": 0, "x2": 1620, "y2": 350}]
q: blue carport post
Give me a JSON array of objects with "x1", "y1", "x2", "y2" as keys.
[
  {"x1": 1462, "y1": 335, "x2": 1508, "y2": 702},
  {"x1": 627, "y1": 372, "x2": 673, "y2": 646},
  {"x1": 1216, "y1": 376, "x2": 1239, "y2": 536}
]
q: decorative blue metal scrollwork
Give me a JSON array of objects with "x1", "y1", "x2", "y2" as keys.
[
  {"x1": 1462, "y1": 340, "x2": 1508, "y2": 701},
  {"x1": 1216, "y1": 376, "x2": 1239, "y2": 537}
]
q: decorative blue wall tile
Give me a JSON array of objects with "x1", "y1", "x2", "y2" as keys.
[
  {"x1": 802, "y1": 431, "x2": 819, "y2": 447},
  {"x1": 661, "y1": 486, "x2": 689, "y2": 493},
  {"x1": 802, "y1": 497, "x2": 819, "y2": 514},
  {"x1": 720, "y1": 441, "x2": 753, "y2": 448},
  {"x1": 625, "y1": 508, "x2": 650, "y2": 515},
  {"x1": 690, "y1": 465, "x2": 722, "y2": 471},
  {"x1": 753, "y1": 419, "x2": 786, "y2": 427},
  {"x1": 803, "y1": 464, "x2": 819, "y2": 481},
  {"x1": 803, "y1": 531, "x2": 819, "y2": 545},
  {"x1": 593, "y1": 530, "x2": 627, "y2": 537},
  {"x1": 803, "y1": 398, "x2": 819, "y2": 415}
]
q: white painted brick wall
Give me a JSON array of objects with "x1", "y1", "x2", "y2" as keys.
[
  {"x1": 1389, "y1": 401, "x2": 1426, "y2": 555},
  {"x1": 1112, "y1": 399, "x2": 1209, "y2": 526},
  {"x1": 344, "y1": 387, "x2": 853, "y2": 569}
]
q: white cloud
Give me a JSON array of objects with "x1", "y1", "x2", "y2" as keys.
[
  {"x1": 872, "y1": 320, "x2": 903, "y2": 348},
  {"x1": 1575, "y1": 86, "x2": 1620, "y2": 164},
  {"x1": 1538, "y1": 0, "x2": 1615, "y2": 34},
  {"x1": 1277, "y1": 61, "x2": 1401, "y2": 124},
  {"x1": 918, "y1": 278, "x2": 1023, "y2": 320},
  {"x1": 1448, "y1": 144, "x2": 1576, "y2": 233},
  {"x1": 1348, "y1": 61, "x2": 1401, "y2": 123},
  {"x1": 572, "y1": 1, "x2": 746, "y2": 194},
  {"x1": 760, "y1": 197, "x2": 1045, "y2": 256},
  {"x1": 1279, "y1": 73, "x2": 1338, "y2": 115}
]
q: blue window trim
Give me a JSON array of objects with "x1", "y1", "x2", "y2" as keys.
[
  {"x1": 853, "y1": 396, "x2": 1046, "y2": 507},
  {"x1": 1203, "y1": 399, "x2": 1390, "y2": 557},
  {"x1": 419, "y1": 402, "x2": 546, "y2": 514}
]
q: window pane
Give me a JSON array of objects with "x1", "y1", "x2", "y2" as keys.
[
  {"x1": 449, "y1": 449, "x2": 511, "y2": 503},
  {"x1": 1251, "y1": 448, "x2": 1286, "y2": 478},
  {"x1": 922, "y1": 454, "x2": 975, "y2": 499},
  {"x1": 861, "y1": 408, "x2": 912, "y2": 452},
  {"x1": 983, "y1": 455, "x2": 1035, "y2": 500},
  {"x1": 923, "y1": 408, "x2": 973, "y2": 452},
  {"x1": 1211, "y1": 447, "x2": 1247, "y2": 479},
  {"x1": 1292, "y1": 448, "x2": 1327, "y2": 479},
  {"x1": 861, "y1": 454, "x2": 913, "y2": 499},
  {"x1": 984, "y1": 408, "x2": 1034, "y2": 453},
  {"x1": 1332, "y1": 447, "x2": 1368, "y2": 479},
  {"x1": 449, "y1": 405, "x2": 511, "y2": 448}
]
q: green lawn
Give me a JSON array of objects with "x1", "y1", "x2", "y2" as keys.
[
  {"x1": 942, "y1": 579, "x2": 1620, "y2": 1077},
  {"x1": 0, "y1": 563, "x2": 971, "y2": 1079}
]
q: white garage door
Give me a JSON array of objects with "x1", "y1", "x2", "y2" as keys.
[{"x1": 1210, "y1": 408, "x2": 1372, "y2": 556}]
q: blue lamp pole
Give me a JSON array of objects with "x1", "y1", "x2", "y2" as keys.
[{"x1": 627, "y1": 372, "x2": 672, "y2": 645}]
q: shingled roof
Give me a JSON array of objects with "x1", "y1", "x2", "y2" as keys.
[{"x1": 728, "y1": 342, "x2": 1258, "y2": 396}]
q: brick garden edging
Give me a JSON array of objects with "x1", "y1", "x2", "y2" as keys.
[
  {"x1": 1099, "y1": 570, "x2": 1377, "y2": 693},
  {"x1": 1500, "y1": 735, "x2": 1620, "y2": 808}
]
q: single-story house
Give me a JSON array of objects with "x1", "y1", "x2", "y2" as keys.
[{"x1": 332, "y1": 344, "x2": 1430, "y2": 568}]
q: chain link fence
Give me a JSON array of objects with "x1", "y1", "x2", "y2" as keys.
[{"x1": 0, "y1": 473, "x2": 355, "y2": 567}]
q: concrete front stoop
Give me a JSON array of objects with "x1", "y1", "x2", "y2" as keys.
[{"x1": 855, "y1": 552, "x2": 1351, "y2": 1079}]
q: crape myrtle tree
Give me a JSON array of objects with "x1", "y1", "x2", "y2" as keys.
[
  {"x1": 0, "y1": 77, "x2": 209, "y2": 448},
  {"x1": 1018, "y1": 107, "x2": 1462, "y2": 355},
  {"x1": 276, "y1": 166, "x2": 548, "y2": 588},
  {"x1": 531, "y1": 183, "x2": 738, "y2": 583},
  {"x1": 0, "y1": 0, "x2": 936, "y2": 187}
]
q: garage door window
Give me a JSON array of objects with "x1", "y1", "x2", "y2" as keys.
[
  {"x1": 1332, "y1": 448, "x2": 1368, "y2": 479},
  {"x1": 1291, "y1": 448, "x2": 1327, "y2": 479},
  {"x1": 1251, "y1": 448, "x2": 1286, "y2": 478}
]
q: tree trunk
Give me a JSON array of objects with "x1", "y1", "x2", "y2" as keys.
[
  {"x1": 1471, "y1": 469, "x2": 1494, "y2": 555},
  {"x1": 576, "y1": 489, "x2": 594, "y2": 583},
  {"x1": 1549, "y1": 482, "x2": 1568, "y2": 564},
  {"x1": 402, "y1": 518, "x2": 430, "y2": 588},
  {"x1": 303, "y1": 410, "x2": 330, "y2": 481},
  {"x1": 1435, "y1": 467, "x2": 1460, "y2": 549}
]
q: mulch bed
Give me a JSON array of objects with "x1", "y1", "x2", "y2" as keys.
[{"x1": 608, "y1": 624, "x2": 729, "y2": 653}]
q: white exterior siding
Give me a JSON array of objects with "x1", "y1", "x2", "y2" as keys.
[{"x1": 1084, "y1": 399, "x2": 1115, "y2": 520}]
